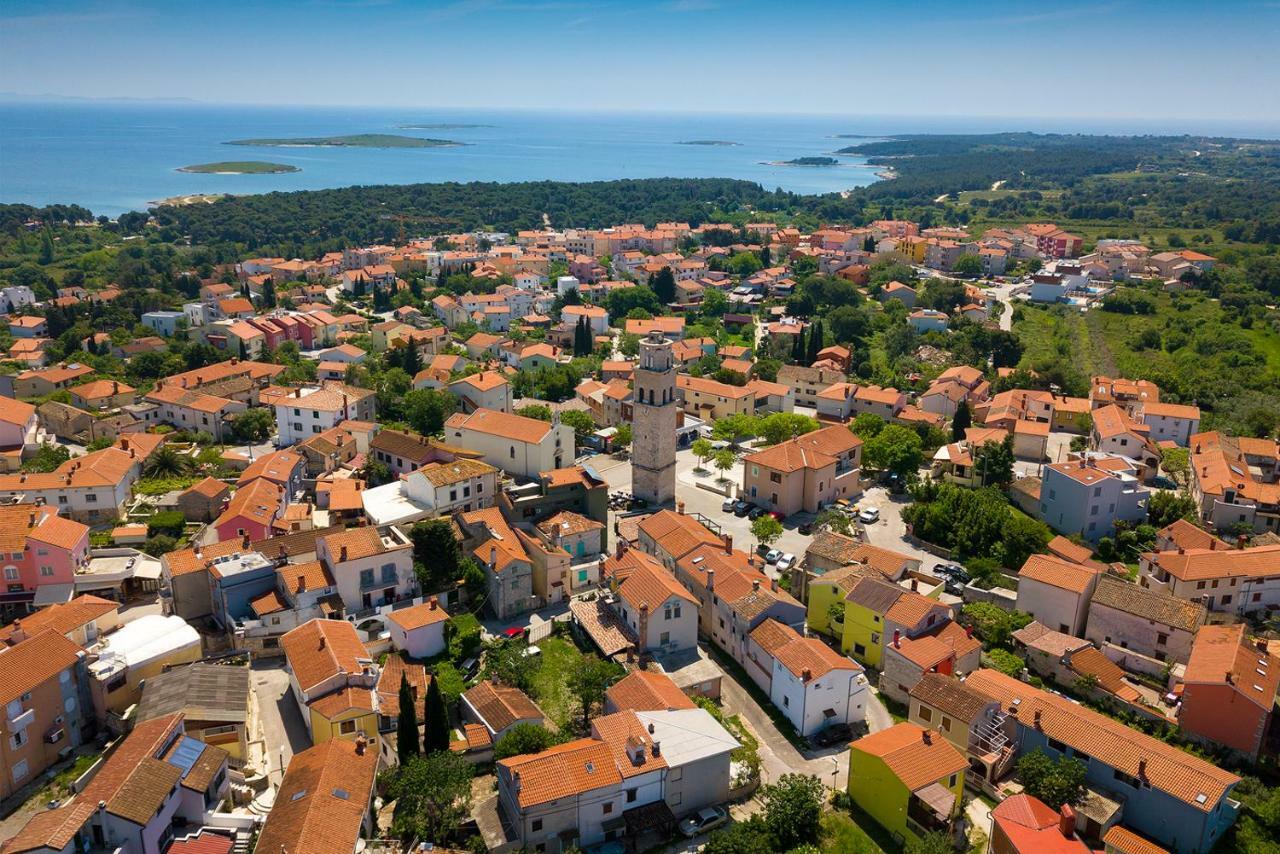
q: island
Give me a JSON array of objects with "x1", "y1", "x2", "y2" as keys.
[
  {"x1": 177, "y1": 161, "x2": 300, "y2": 174},
  {"x1": 676, "y1": 140, "x2": 741, "y2": 146},
  {"x1": 398, "y1": 123, "x2": 493, "y2": 130},
  {"x1": 784, "y1": 156, "x2": 839, "y2": 166},
  {"x1": 224, "y1": 134, "x2": 462, "y2": 148}
]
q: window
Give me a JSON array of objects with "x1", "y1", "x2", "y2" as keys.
[
  {"x1": 770, "y1": 472, "x2": 781, "y2": 484},
  {"x1": 1221, "y1": 595, "x2": 1232, "y2": 605},
  {"x1": 918, "y1": 706, "x2": 933, "y2": 723},
  {"x1": 948, "y1": 774, "x2": 958, "y2": 788},
  {"x1": 382, "y1": 564, "x2": 397, "y2": 583},
  {"x1": 1058, "y1": 624, "x2": 1069, "y2": 634},
  {"x1": 85, "y1": 494, "x2": 97, "y2": 503},
  {"x1": 339, "y1": 720, "x2": 357, "y2": 735},
  {"x1": 602, "y1": 802, "x2": 613, "y2": 815},
  {"x1": 941, "y1": 716, "x2": 952, "y2": 732},
  {"x1": 783, "y1": 696, "x2": 789, "y2": 707},
  {"x1": 509, "y1": 447, "x2": 515, "y2": 459},
  {"x1": 2, "y1": 568, "x2": 16, "y2": 581},
  {"x1": 673, "y1": 604, "x2": 681, "y2": 619},
  {"x1": 626, "y1": 788, "x2": 637, "y2": 803},
  {"x1": 854, "y1": 643, "x2": 866, "y2": 656},
  {"x1": 1157, "y1": 633, "x2": 1168, "y2": 646},
  {"x1": 1047, "y1": 737, "x2": 1066, "y2": 753},
  {"x1": 532, "y1": 819, "x2": 543, "y2": 832},
  {"x1": 9, "y1": 731, "x2": 26, "y2": 750},
  {"x1": 11, "y1": 760, "x2": 27, "y2": 783},
  {"x1": 1197, "y1": 581, "x2": 1206, "y2": 590},
  {"x1": 360, "y1": 569, "x2": 374, "y2": 587},
  {"x1": 1113, "y1": 769, "x2": 1140, "y2": 788}
]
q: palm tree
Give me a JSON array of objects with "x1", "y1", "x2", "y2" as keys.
[{"x1": 143, "y1": 445, "x2": 191, "y2": 478}]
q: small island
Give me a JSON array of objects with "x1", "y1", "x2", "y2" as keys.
[
  {"x1": 676, "y1": 140, "x2": 741, "y2": 147},
  {"x1": 225, "y1": 134, "x2": 462, "y2": 148},
  {"x1": 398, "y1": 123, "x2": 493, "y2": 130},
  {"x1": 177, "y1": 161, "x2": 300, "y2": 174},
  {"x1": 783, "y1": 156, "x2": 840, "y2": 166}
]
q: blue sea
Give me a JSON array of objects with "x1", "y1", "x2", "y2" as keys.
[{"x1": 3, "y1": 101, "x2": 1279, "y2": 217}]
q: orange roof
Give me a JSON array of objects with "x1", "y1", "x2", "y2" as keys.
[
  {"x1": 498, "y1": 737, "x2": 620, "y2": 808},
  {"x1": 464, "y1": 681, "x2": 544, "y2": 733},
  {"x1": 1144, "y1": 544, "x2": 1280, "y2": 583},
  {"x1": 885, "y1": 590, "x2": 948, "y2": 627},
  {"x1": 751, "y1": 618, "x2": 861, "y2": 681},
  {"x1": 281, "y1": 619, "x2": 370, "y2": 694},
  {"x1": 1018, "y1": 553, "x2": 1100, "y2": 594},
  {"x1": 184, "y1": 476, "x2": 230, "y2": 499},
  {"x1": 618, "y1": 561, "x2": 697, "y2": 610},
  {"x1": 1184, "y1": 623, "x2": 1280, "y2": 708},
  {"x1": 255, "y1": 739, "x2": 378, "y2": 854},
  {"x1": 446, "y1": 407, "x2": 551, "y2": 444},
  {"x1": 309, "y1": 685, "x2": 375, "y2": 718},
  {"x1": 0, "y1": 595, "x2": 115, "y2": 644},
  {"x1": 324, "y1": 526, "x2": 393, "y2": 563},
  {"x1": 991, "y1": 793, "x2": 1092, "y2": 854},
  {"x1": 385, "y1": 599, "x2": 449, "y2": 631},
  {"x1": 277, "y1": 560, "x2": 334, "y2": 594},
  {"x1": 605, "y1": 670, "x2": 695, "y2": 712},
  {"x1": 0, "y1": 629, "x2": 84, "y2": 705},
  {"x1": 850, "y1": 723, "x2": 967, "y2": 790},
  {"x1": 1103, "y1": 826, "x2": 1171, "y2": 854}
]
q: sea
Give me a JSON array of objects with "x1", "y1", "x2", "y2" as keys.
[{"x1": 3, "y1": 101, "x2": 1279, "y2": 217}]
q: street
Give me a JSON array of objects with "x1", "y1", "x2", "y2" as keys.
[{"x1": 250, "y1": 659, "x2": 312, "y2": 784}]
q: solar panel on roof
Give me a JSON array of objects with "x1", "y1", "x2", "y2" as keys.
[{"x1": 166, "y1": 735, "x2": 206, "y2": 778}]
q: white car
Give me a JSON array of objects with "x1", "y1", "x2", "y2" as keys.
[
  {"x1": 679, "y1": 806, "x2": 729, "y2": 837},
  {"x1": 858, "y1": 507, "x2": 880, "y2": 524},
  {"x1": 764, "y1": 548, "x2": 783, "y2": 564},
  {"x1": 776, "y1": 553, "x2": 796, "y2": 572}
]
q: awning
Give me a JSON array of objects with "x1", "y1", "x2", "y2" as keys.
[
  {"x1": 33, "y1": 583, "x2": 75, "y2": 607},
  {"x1": 913, "y1": 782, "x2": 956, "y2": 820},
  {"x1": 623, "y1": 800, "x2": 677, "y2": 836}
]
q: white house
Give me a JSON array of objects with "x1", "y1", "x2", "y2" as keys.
[
  {"x1": 444, "y1": 407, "x2": 573, "y2": 478},
  {"x1": 907, "y1": 310, "x2": 949, "y2": 333},
  {"x1": 385, "y1": 599, "x2": 449, "y2": 659},
  {"x1": 317, "y1": 526, "x2": 417, "y2": 612},
  {"x1": 747, "y1": 618, "x2": 867, "y2": 737},
  {"x1": 274, "y1": 383, "x2": 376, "y2": 446},
  {"x1": 614, "y1": 561, "x2": 699, "y2": 654}
]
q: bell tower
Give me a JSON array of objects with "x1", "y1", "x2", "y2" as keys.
[{"x1": 631, "y1": 330, "x2": 677, "y2": 505}]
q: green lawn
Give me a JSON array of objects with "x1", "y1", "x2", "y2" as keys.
[
  {"x1": 527, "y1": 636, "x2": 593, "y2": 730},
  {"x1": 822, "y1": 805, "x2": 897, "y2": 853}
]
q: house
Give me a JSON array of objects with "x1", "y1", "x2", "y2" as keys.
[
  {"x1": 280, "y1": 618, "x2": 380, "y2": 744},
  {"x1": 446, "y1": 408, "x2": 573, "y2": 478},
  {"x1": 0, "y1": 442, "x2": 147, "y2": 524},
  {"x1": 990, "y1": 793, "x2": 1093, "y2": 854},
  {"x1": 907, "y1": 672, "x2": 1014, "y2": 788},
  {"x1": 1138, "y1": 542, "x2": 1280, "y2": 614},
  {"x1": 318, "y1": 525, "x2": 416, "y2": 613},
  {"x1": 375, "y1": 655, "x2": 429, "y2": 764},
  {"x1": 212, "y1": 478, "x2": 286, "y2": 542},
  {"x1": 848, "y1": 723, "x2": 968, "y2": 844},
  {"x1": 878, "y1": 620, "x2": 982, "y2": 705},
  {"x1": 0, "y1": 595, "x2": 117, "y2": 646},
  {"x1": 450, "y1": 370, "x2": 513, "y2": 414},
  {"x1": 1085, "y1": 574, "x2": 1205, "y2": 665},
  {"x1": 274, "y1": 383, "x2": 377, "y2": 446},
  {"x1": 1015, "y1": 553, "x2": 1100, "y2": 636},
  {"x1": 0, "y1": 714, "x2": 229, "y2": 854},
  {"x1": 612, "y1": 556, "x2": 699, "y2": 654},
  {"x1": 6, "y1": 314, "x2": 45, "y2": 339},
  {"x1": 836, "y1": 575, "x2": 950, "y2": 667},
  {"x1": 255, "y1": 737, "x2": 379, "y2": 854},
  {"x1": 624, "y1": 316, "x2": 685, "y2": 340},
  {"x1": 877, "y1": 281, "x2": 917, "y2": 308},
  {"x1": 13, "y1": 363, "x2": 95, "y2": 399},
  {"x1": 1186, "y1": 431, "x2": 1280, "y2": 535},
  {"x1": 144, "y1": 385, "x2": 247, "y2": 441},
  {"x1": 675, "y1": 374, "x2": 756, "y2": 422},
  {"x1": 458, "y1": 507, "x2": 536, "y2": 619},
  {"x1": 604, "y1": 670, "x2": 696, "y2": 714},
  {"x1": 68, "y1": 379, "x2": 135, "y2": 411},
  {"x1": 365, "y1": 457, "x2": 499, "y2": 525},
  {"x1": 1178, "y1": 623, "x2": 1279, "y2": 761},
  {"x1": 0, "y1": 504, "x2": 90, "y2": 608},
  {"x1": 908, "y1": 309, "x2": 949, "y2": 333},
  {"x1": 776, "y1": 365, "x2": 847, "y2": 408},
  {"x1": 966, "y1": 668, "x2": 1240, "y2": 853},
  {"x1": 384, "y1": 598, "x2": 449, "y2": 660},
  {"x1": 177, "y1": 477, "x2": 231, "y2": 523},
  {"x1": 1039, "y1": 459, "x2": 1150, "y2": 542},
  {"x1": 86, "y1": 614, "x2": 203, "y2": 719},
  {"x1": 1141, "y1": 402, "x2": 1201, "y2": 447},
  {"x1": 745, "y1": 618, "x2": 866, "y2": 736},
  {"x1": 1091, "y1": 404, "x2": 1160, "y2": 476},
  {"x1": 462, "y1": 680, "x2": 545, "y2": 741},
  {"x1": 853, "y1": 384, "x2": 907, "y2": 420},
  {"x1": 141, "y1": 310, "x2": 185, "y2": 337},
  {"x1": 495, "y1": 707, "x2": 737, "y2": 851},
  {"x1": 133, "y1": 662, "x2": 252, "y2": 763},
  {"x1": 741, "y1": 425, "x2": 863, "y2": 517},
  {"x1": 370, "y1": 428, "x2": 438, "y2": 476},
  {"x1": 0, "y1": 629, "x2": 89, "y2": 800},
  {"x1": 562, "y1": 304, "x2": 610, "y2": 336}
]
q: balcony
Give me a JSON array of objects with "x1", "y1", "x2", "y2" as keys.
[{"x1": 7, "y1": 708, "x2": 34, "y2": 733}]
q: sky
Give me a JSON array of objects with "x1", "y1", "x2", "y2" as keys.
[{"x1": 2, "y1": 0, "x2": 1279, "y2": 122}]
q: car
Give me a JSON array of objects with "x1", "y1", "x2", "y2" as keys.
[
  {"x1": 933, "y1": 563, "x2": 970, "y2": 583},
  {"x1": 1150, "y1": 475, "x2": 1178, "y2": 490},
  {"x1": 722, "y1": 497, "x2": 736, "y2": 513},
  {"x1": 858, "y1": 507, "x2": 880, "y2": 524},
  {"x1": 764, "y1": 548, "x2": 782, "y2": 564},
  {"x1": 769, "y1": 511, "x2": 784, "y2": 521},
  {"x1": 679, "y1": 806, "x2": 729, "y2": 837},
  {"x1": 776, "y1": 553, "x2": 796, "y2": 571},
  {"x1": 748, "y1": 506, "x2": 766, "y2": 520},
  {"x1": 502, "y1": 627, "x2": 525, "y2": 639},
  {"x1": 733, "y1": 501, "x2": 751, "y2": 517},
  {"x1": 798, "y1": 522, "x2": 813, "y2": 535},
  {"x1": 811, "y1": 722, "x2": 852, "y2": 747},
  {"x1": 944, "y1": 579, "x2": 967, "y2": 596}
]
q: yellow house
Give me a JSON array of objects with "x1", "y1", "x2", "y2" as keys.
[
  {"x1": 840, "y1": 575, "x2": 912, "y2": 667},
  {"x1": 308, "y1": 687, "x2": 380, "y2": 745},
  {"x1": 848, "y1": 722, "x2": 968, "y2": 844},
  {"x1": 805, "y1": 565, "x2": 869, "y2": 641}
]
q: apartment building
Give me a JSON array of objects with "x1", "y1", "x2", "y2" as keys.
[
  {"x1": 274, "y1": 383, "x2": 377, "y2": 446},
  {"x1": 741, "y1": 424, "x2": 862, "y2": 517},
  {"x1": 446, "y1": 408, "x2": 573, "y2": 479},
  {"x1": 316, "y1": 526, "x2": 416, "y2": 613},
  {"x1": 1039, "y1": 458, "x2": 1149, "y2": 542},
  {"x1": 1188, "y1": 431, "x2": 1280, "y2": 535},
  {"x1": 1138, "y1": 542, "x2": 1280, "y2": 615}
]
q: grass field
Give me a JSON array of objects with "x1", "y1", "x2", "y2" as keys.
[{"x1": 526, "y1": 636, "x2": 593, "y2": 730}]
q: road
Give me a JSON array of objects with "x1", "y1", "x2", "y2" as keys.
[
  {"x1": 986, "y1": 281, "x2": 1018, "y2": 332},
  {"x1": 250, "y1": 659, "x2": 312, "y2": 784}
]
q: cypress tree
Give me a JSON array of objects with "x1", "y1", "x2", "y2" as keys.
[
  {"x1": 396, "y1": 673, "x2": 420, "y2": 765},
  {"x1": 807, "y1": 320, "x2": 823, "y2": 365},
  {"x1": 262, "y1": 278, "x2": 277, "y2": 309},
  {"x1": 952, "y1": 400, "x2": 972, "y2": 442},
  {"x1": 423, "y1": 675, "x2": 450, "y2": 753},
  {"x1": 791, "y1": 328, "x2": 805, "y2": 364},
  {"x1": 402, "y1": 342, "x2": 423, "y2": 377}
]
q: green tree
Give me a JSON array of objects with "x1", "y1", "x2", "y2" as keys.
[
  {"x1": 229, "y1": 407, "x2": 276, "y2": 442},
  {"x1": 261, "y1": 277, "x2": 277, "y2": 308},
  {"x1": 1016, "y1": 749, "x2": 1086, "y2": 809},
  {"x1": 650, "y1": 266, "x2": 676, "y2": 304},
  {"x1": 143, "y1": 445, "x2": 192, "y2": 478},
  {"x1": 422, "y1": 675, "x2": 451, "y2": 754},
  {"x1": 951, "y1": 400, "x2": 971, "y2": 441},
  {"x1": 387, "y1": 751, "x2": 473, "y2": 842},
  {"x1": 560, "y1": 409, "x2": 596, "y2": 441},
  {"x1": 712, "y1": 413, "x2": 760, "y2": 445},
  {"x1": 712, "y1": 448, "x2": 736, "y2": 482},
  {"x1": 953, "y1": 254, "x2": 983, "y2": 278},
  {"x1": 612, "y1": 423, "x2": 632, "y2": 450},
  {"x1": 757, "y1": 412, "x2": 819, "y2": 445},
  {"x1": 39, "y1": 228, "x2": 55, "y2": 264},
  {"x1": 972, "y1": 435, "x2": 1015, "y2": 486},
  {"x1": 617, "y1": 331, "x2": 641, "y2": 358},
  {"x1": 21, "y1": 443, "x2": 71, "y2": 473},
  {"x1": 567, "y1": 657, "x2": 624, "y2": 728},
  {"x1": 851, "y1": 413, "x2": 885, "y2": 439},
  {"x1": 1147, "y1": 491, "x2": 1199, "y2": 528},
  {"x1": 396, "y1": 673, "x2": 420, "y2": 765},
  {"x1": 961, "y1": 603, "x2": 1032, "y2": 648},
  {"x1": 702, "y1": 817, "x2": 773, "y2": 854},
  {"x1": 411, "y1": 519, "x2": 462, "y2": 590},
  {"x1": 515, "y1": 403, "x2": 552, "y2": 421},
  {"x1": 751, "y1": 515, "x2": 784, "y2": 551},
  {"x1": 863, "y1": 424, "x2": 923, "y2": 477},
  {"x1": 906, "y1": 832, "x2": 955, "y2": 854},
  {"x1": 493, "y1": 723, "x2": 565, "y2": 760},
  {"x1": 1160, "y1": 446, "x2": 1190, "y2": 483},
  {"x1": 403, "y1": 388, "x2": 457, "y2": 435},
  {"x1": 482, "y1": 638, "x2": 541, "y2": 693},
  {"x1": 759, "y1": 773, "x2": 823, "y2": 851},
  {"x1": 691, "y1": 437, "x2": 715, "y2": 469}
]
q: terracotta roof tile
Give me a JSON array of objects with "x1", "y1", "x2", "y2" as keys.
[
  {"x1": 850, "y1": 722, "x2": 967, "y2": 791},
  {"x1": 605, "y1": 670, "x2": 695, "y2": 712},
  {"x1": 281, "y1": 619, "x2": 372, "y2": 694},
  {"x1": 255, "y1": 739, "x2": 378, "y2": 854},
  {"x1": 464, "y1": 681, "x2": 544, "y2": 733}
]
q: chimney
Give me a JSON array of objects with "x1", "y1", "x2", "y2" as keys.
[
  {"x1": 722, "y1": 533, "x2": 733, "y2": 554},
  {"x1": 676, "y1": 501, "x2": 685, "y2": 515},
  {"x1": 652, "y1": 741, "x2": 661, "y2": 757},
  {"x1": 319, "y1": 634, "x2": 326, "y2": 651},
  {"x1": 910, "y1": 578, "x2": 918, "y2": 592},
  {"x1": 965, "y1": 625, "x2": 974, "y2": 639},
  {"x1": 801, "y1": 667, "x2": 812, "y2": 682},
  {"x1": 1225, "y1": 671, "x2": 1234, "y2": 685},
  {"x1": 639, "y1": 603, "x2": 649, "y2": 649},
  {"x1": 341, "y1": 545, "x2": 349, "y2": 562},
  {"x1": 1209, "y1": 540, "x2": 1217, "y2": 551},
  {"x1": 648, "y1": 722, "x2": 655, "y2": 734},
  {"x1": 1059, "y1": 804, "x2": 1077, "y2": 838},
  {"x1": 355, "y1": 734, "x2": 367, "y2": 755},
  {"x1": 1033, "y1": 709, "x2": 1042, "y2": 729},
  {"x1": 297, "y1": 574, "x2": 306, "y2": 593},
  {"x1": 922, "y1": 730, "x2": 932, "y2": 745},
  {"x1": 770, "y1": 577, "x2": 777, "y2": 592},
  {"x1": 242, "y1": 533, "x2": 250, "y2": 549},
  {"x1": 706, "y1": 569, "x2": 715, "y2": 592},
  {"x1": 9, "y1": 621, "x2": 25, "y2": 644},
  {"x1": 615, "y1": 539, "x2": 625, "y2": 560},
  {"x1": 1178, "y1": 546, "x2": 1185, "y2": 555},
  {"x1": 1237, "y1": 535, "x2": 1248, "y2": 550},
  {"x1": 489, "y1": 546, "x2": 497, "y2": 571},
  {"x1": 893, "y1": 629, "x2": 900, "y2": 649},
  {"x1": 1138, "y1": 759, "x2": 1147, "y2": 780}
]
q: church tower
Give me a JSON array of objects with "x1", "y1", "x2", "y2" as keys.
[{"x1": 631, "y1": 330, "x2": 677, "y2": 505}]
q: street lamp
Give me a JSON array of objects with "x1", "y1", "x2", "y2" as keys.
[{"x1": 831, "y1": 756, "x2": 840, "y2": 791}]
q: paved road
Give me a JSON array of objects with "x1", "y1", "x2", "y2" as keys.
[
  {"x1": 856, "y1": 484, "x2": 936, "y2": 568},
  {"x1": 986, "y1": 281, "x2": 1018, "y2": 332},
  {"x1": 250, "y1": 659, "x2": 312, "y2": 784}
]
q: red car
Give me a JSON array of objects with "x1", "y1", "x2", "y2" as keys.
[{"x1": 503, "y1": 627, "x2": 525, "y2": 639}]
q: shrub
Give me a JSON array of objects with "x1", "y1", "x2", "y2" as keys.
[{"x1": 147, "y1": 511, "x2": 186, "y2": 538}]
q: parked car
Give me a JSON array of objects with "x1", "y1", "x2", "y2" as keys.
[
  {"x1": 798, "y1": 522, "x2": 813, "y2": 535},
  {"x1": 811, "y1": 722, "x2": 852, "y2": 747},
  {"x1": 748, "y1": 506, "x2": 766, "y2": 520},
  {"x1": 764, "y1": 549, "x2": 782, "y2": 564},
  {"x1": 733, "y1": 500, "x2": 751, "y2": 517},
  {"x1": 933, "y1": 563, "x2": 970, "y2": 583},
  {"x1": 1150, "y1": 475, "x2": 1178, "y2": 490},
  {"x1": 858, "y1": 507, "x2": 880, "y2": 524},
  {"x1": 722, "y1": 496, "x2": 736, "y2": 512},
  {"x1": 776, "y1": 553, "x2": 796, "y2": 572},
  {"x1": 679, "y1": 806, "x2": 729, "y2": 838}
]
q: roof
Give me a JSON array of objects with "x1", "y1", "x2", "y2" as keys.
[
  {"x1": 750, "y1": 618, "x2": 861, "y2": 682},
  {"x1": 991, "y1": 793, "x2": 1091, "y2": 854},
  {"x1": 605, "y1": 670, "x2": 696, "y2": 712},
  {"x1": 0, "y1": 594, "x2": 115, "y2": 644},
  {"x1": 255, "y1": 739, "x2": 379, "y2": 854},
  {"x1": 1090, "y1": 575, "x2": 1205, "y2": 632},
  {"x1": 1018, "y1": 553, "x2": 1099, "y2": 595},
  {"x1": 416, "y1": 458, "x2": 498, "y2": 487},
  {"x1": 1068, "y1": 646, "x2": 1141, "y2": 703},
  {"x1": 376, "y1": 655, "x2": 429, "y2": 719},
  {"x1": 850, "y1": 723, "x2": 968, "y2": 791},
  {"x1": 309, "y1": 685, "x2": 375, "y2": 718},
  {"x1": 135, "y1": 663, "x2": 250, "y2": 726},
  {"x1": 1143, "y1": 544, "x2": 1280, "y2": 583},
  {"x1": 1012, "y1": 621, "x2": 1091, "y2": 658},
  {"x1": 0, "y1": 629, "x2": 83, "y2": 706},
  {"x1": 1184, "y1": 624, "x2": 1280, "y2": 709},
  {"x1": 618, "y1": 561, "x2": 698, "y2": 611},
  {"x1": 447, "y1": 407, "x2": 552, "y2": 444},
  {"x1": 498, "y1": 737, "x2": 621, "y2": 808},
  {"x1": 885, "y1": 590, "x2": 947, "y2": 627},
  {"x1": 909, "y1": 672, "x2": 993, "y2": 722},
  {"x1": 183, "y1": 476, "x2": 230, "y2": 499},
  {"x1": 464, "y1": 680, "x2": 544, "y2": 732},
  {"x1": 1102, "y1": 826, "x2": 1172, "y2": 854},
  {"x1": 324, "y1": 525, "x2": 392, "y2": 563},
  {"x1": 1046, "y1": 535, "x2": 1096, "y2": 566},
  {"x1": 281, "y1": 619, "x2": 371, "y2": 694},
  {"x1": 966, "y1": 668, "x2": 1239, "y2": 810},
  {"x1": 385, "y1": 599, "x2": 449, "y2": 632},
  {"x1": 1156, "y1": 519, "x2": 1227, "y2": 552},
  {"x1": 845, "y1": 575, "x2": 906, "y2": 614},
  {"x1": 370, "y1": 427, "x2": 436, "y2": 462}
]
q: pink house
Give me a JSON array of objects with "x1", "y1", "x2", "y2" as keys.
[
  {"x1": 212, "y1": 478, "x2": 286, "y2": 543},
  {"x1": 0, "y1": 504, "x2": 90, "y2": 607}
]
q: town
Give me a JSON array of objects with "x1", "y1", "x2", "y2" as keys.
[{"x1": 0, "y1": 208, "x2": 1275, "y2": 854}]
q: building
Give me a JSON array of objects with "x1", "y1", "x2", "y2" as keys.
[
  {"x1": 458, "y1": 507, "x2": 536, "y2": 619},
  {"x1": 777, "y1": 364, "x2": 847, "y2": 409},
  {"x1": 212, "y1": 478, "x2": 286, "y2": 542},
  {"x1": 966, "y1": 668, "x2": 1240, "y2": 853},
  {"x1": 255, "y1": 737, "x2": 379, "y2": 854},
  {"x1": 141, "y1": 310, "x2": 185, "y2": 337},
  {"x1": 745, "y1": 618, "x2": 866, "y2": 737},
  {"x1": 384, "y1": 598, "x2": 449, "y2": 659},
  {"x1": 907, "y1": 672, "x2": 1014, "y2": 789},
  {"x1": 632, "y1": 332, "x2": 678, "y2": 505},
  {"x1": 848, "y1": 723, "x2": 968, "y2": 844},
  {"x1": 0, "y1": 504, "x2": 90, "y2": 610},
  {"x1": 1015, "y1": 553, "x2": 1100, "y2": 636},
  {"x1": 1084, "y1": 574, "x2": 1206, "y2": 665},
  {"x1": 86, "y1": 614, "x2": 202, "y2": 718},
  {"x1": 741, "y1": 425, "x2": 862, "y2": 517},
  {"x1": 370, "y1": 428, "x2": 438, "y2": 477},
  {"x1": 449, "y1": 370, "x2": 513, "y2": 414},
  {"x1": 990, "y1": 792, "x2": 1092, "y2": 854},
  {"x1": 1187, "y1": 431, "x2": 1280, "y2": 535},
  {"x1": 1178, "y1": 623, "x2": 1279, "y2": 761},
  {"x1": 133, "y1": 662, "x2": 252, "y2": 763},
  {"x1": 676, "y1": 374, "x2": 756, "y2": 422},
  {"x1": 0, "y1": 595, "x2": 118, "y2": 647},
  {"x1": 1141, "y1": 402, "x2": 1201, "y2": 447},
  {"x1": 1039, "y1": 459, "x2": 1149, "y2": 542},
  {"x1": 0, "y1": 629, "x2": 88, "y2": 800},
  {"x1": 1138, "y1": 542, "x2": 1280, "y2": 614},
  {"x1": 280, "y1": 618, "x2": 379, "y2": 744},
  {"x1": 274, "y1": 383, "x2": 376, "y2": 446},
  {"x1": 317, "y1": 526, "x2": 416, "y2": 613},
  {"x1": 612, "y1": 557, "x2": 699, "y2": 654},
  {"x1": 604, "y1": 670, "x2": 696, "y2": 714},
  {"x1": 878, "y1": 620, "x2": 982, "y2": 705},
  {"x1": 462, "y1": 680, "x2": 545, "y2": 741},
  {"x1": 446, "y1": 408, "x2": 573, "y2": 479}
]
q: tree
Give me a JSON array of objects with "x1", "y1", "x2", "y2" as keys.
[
  {"x1": 403, "y1": 388, "x2": 457, "y2": 435},
  {"x1": 906, "y1": 833, "x2": 955, "y2": 854},
  {"x1": 751, "y1": 515, "x2": 783, "y2": 551},
  {"x1": 567, "y1": 657, "x2": 624, "y2": 729},
  {"x1": 143, "y1": 445, "x2": 192, "y2": 478},
  {"x1": 961, "y1": 603, "x2": 1032, "y2": 648},
  {"x1": 759, "y1": 773, "x2": 823, "y2": 851},
  {"x1": 972, "y1": 435, "x2": 1015, "y2": 486},
  {"x1": 851, "y1": 413, "x2": 885, "y2": 439},
  {"x1": 617, "y1": 331, "x2": 641, "y2": 358},
  {"x1": 229, "y1": 407, "x2": 276, "y2": 443},
  {"x1": 494, "y1": 723, "x2": 564, "y2": 760},
  {"x1": 712, "y1": 413, "x2": 759, "y2": 446},
  {"x1": 612, "y1": 423, "x2": 632, "y2": 451},
  {"x1": 805, "y1": 319, "x2": 823, "y2": 365},
  {"x1": 422, "y1": 675, "x2": 451, "y2": 754},
  {"x1": 953, "y1": 254, "x2": 983, "y2": 278},
  {"x1": 1160, "y1": 446, "x2": 1190, "y2": 483},
  {"x1": 712, "y1": 448, "x2": 736, "y2": 482},
  {"x1": 863, "y1": 424, "x2": 923, "y2": 477},
  {"x1": 387, "y1": 751, "x2": 473, "y2": 843},
  {"x1": 757, "y1": 412, "x2": 818, "y2": 445},
  {"x1": 827, "y1": 305, "x2": 869, "y2": 345},
  {"x1": 410, "y1": 519, "x2": 462, "y2": 590},
  {"x1": 39, "y1": 228, "x2": 55, "y2": 264},
  {"x1": 21, "y1": 443, "x2": 71, "y2": 473},
  {"x1": 691, "y1": 437, "x2": 714, "y2": 470},
  {"x1": 1016, "y1": 749, "x2": 1086, "y2": 809},
  {"x1": 650, "y1": 266, "x2": 676, "y2": 304},
  {"x1": 1147, "y1": 490, "x2": 1199, "y2": 528},
  {"x1": 261, "y1": 277, "x2": 277, "y2": 309},
  {"x1": 481, "y1": 638, "x2": 540, "y2": 693},
  {"x1": 396, "y1": 673, "x2": 420, "y2": 765},
  {"x1": 702, "y1": 817, "x2": 773, "y2": 854},
  {"x1": 560, "y1": 409, "x2": 596, "y2": 441},
  {"x1": 951, "y1": 400, "x2": 972, "y2": 441}
]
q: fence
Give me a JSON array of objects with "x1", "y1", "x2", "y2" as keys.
[{"x1": 526, "y1": 618, "x2": 555, "y2": 644}]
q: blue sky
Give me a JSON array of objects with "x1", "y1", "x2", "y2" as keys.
[{"x1": 2, "y1": 0, "x2": 1278, "y2": 121}]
